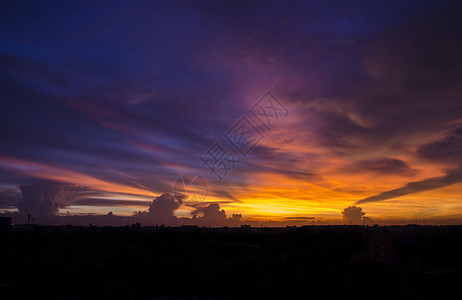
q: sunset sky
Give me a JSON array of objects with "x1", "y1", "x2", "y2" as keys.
[{"x1": 1, "y1": 0, "x2": 462, "y2": 225}]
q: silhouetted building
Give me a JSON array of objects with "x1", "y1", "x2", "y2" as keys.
[
  {"x1": 368, "y1": 228, "x2": 393, "y2": 262},
  {"x1": 180, "y1": 225, "x2": 199, "y2": 232},
  {"x1": 350, "y1": 227, "x2": 394, "y2": 263}
]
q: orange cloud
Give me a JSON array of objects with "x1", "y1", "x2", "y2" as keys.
[{"x1": 0, "y1": 155, "x2": 157, "y2": 199}]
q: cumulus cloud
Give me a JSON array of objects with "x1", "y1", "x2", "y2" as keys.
[
  {"x1": 341, "y1": 206, "x2": 366, "y2": 225},
  {"x1": 202, "y1": 203, "x2": 227, "y2": 220},
  {"x1": 15, "y1": 180, "x2": 107, "y2": 215},
  {"x1": 231, "y1": 213, "x2": 242, "y2": 221},
  {"x1": 191, "y1": 203, "x2": 230, "y2": 226},
  {"x1": 147, "y1": 193, "x2": 180, "y2": 221},
  {"x1": 18, "y1": 181, "x2": 65, "y2": 215},
  {"x1": 193, "y1": 203, "x2": 226, "y2": 220}
]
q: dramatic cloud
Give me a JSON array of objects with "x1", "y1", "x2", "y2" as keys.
[
  {"x1": 18, "y1": 181, "x2": 65, "y2": 215},
  {"x1": 1, "y1": 0, "x2": 462, "y2": 224},
  {"x1": 356, "y1": 167, "x2": 462, "y2": 204},
  {"x1": 354, "y1": 127, "x2": 462, "y2": 205},
  {"x1": 204, "y1": 203, "x2": 226, "y2": 219},
  {"x1": 231, "y1": 213, "x2": 242, "y2": 221},
  {"x1": 341, "y1": 206, "x2": 366, "y2": 225},
  {"x1": 355, "y1": 159, "x2": 417, "y2": 176},
  {"x1": 418, "y1": 127, "x2": 462, "y2": 163},
  {"x1": 147, "y1": 193, "x2": 181, "y2": 222},
  {"x1": 191, "y1": 203, "x2": 231, "y2": 226}
]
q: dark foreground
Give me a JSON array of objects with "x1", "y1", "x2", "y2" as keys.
[{"x1": 1, "y1": 225, "x2": 462, "y2": 299}]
